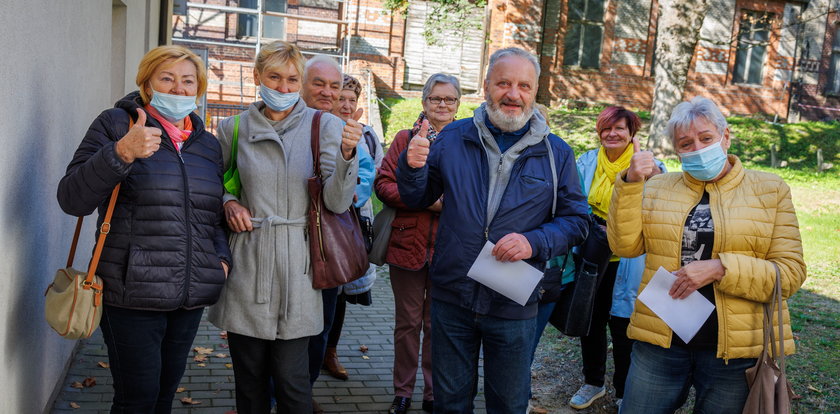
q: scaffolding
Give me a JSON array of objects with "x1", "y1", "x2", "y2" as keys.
[{"x1": 172, "y1": 0, "x2": 352, "y2": 106}]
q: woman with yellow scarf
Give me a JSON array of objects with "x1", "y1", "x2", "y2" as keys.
[{"x1": 568, "y1": 107, "x2": 665, "y2": 410}]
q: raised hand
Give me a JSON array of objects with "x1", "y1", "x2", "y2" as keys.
[
  {"x1": 115, "y1": 108, "x2": 162, "y2": 163},
  {"x1": 341, "y1": 108, "x2": 364, "y2": 160},
  {"x1": 491, "y1": 232, "x2": 533, "y2": 262},
  {"x1": 224, "y1": 200, "x2": 254, "y2": 233},
  {"x1": 626, "y1": 136, "x2": 658, "y2": 182},
  {"x1": 406, "y1": 119, "x2": 431, "y2": 168}
]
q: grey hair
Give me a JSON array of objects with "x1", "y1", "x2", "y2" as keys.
[
  {"x1": 304, "y1": 54, "x2": 342, "y2": 80},
  {"x1": 667, "y1": 97, "x2": 728, "y2": 143},
  {"x1": 421, "y1": 73, "x2": 462, "y2": 101},
  {"x1": 485, "y1": 47, "x2": 541, "y2": 80}
]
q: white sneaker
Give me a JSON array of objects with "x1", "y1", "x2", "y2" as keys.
[
  {"x1": 616, "y1": 398, "x2": 623, "y2": 410},
  {"x1": 569, "y1": 384, "x2": 606, "y2": 409}
]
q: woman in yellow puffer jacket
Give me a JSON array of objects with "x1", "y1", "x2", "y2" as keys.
[{"x1": 607, "y1": 97, "x2": 806, "y2": 414}]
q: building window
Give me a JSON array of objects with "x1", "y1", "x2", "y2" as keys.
[
  {"x1": 828, "y1": 26, "x2": 840, "y2": 94},
  {"x1": 733, "y1": 11, "x2": 772, "y2": 85},
  {"x1": 237, "y1": 0, "x2": 287, "y2": 40},
  {"x1": 563, "y1": 0, "x2": 606, "y2": 68}
]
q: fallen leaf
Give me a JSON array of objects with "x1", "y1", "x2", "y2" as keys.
[
  {"x1": 69, "y1": 402, "x2": 80, "y2": 409},
  {"x1": 176, "y1": 387, "x2": 187, "y2": 393},
  {"x1": 361, "y1": 355, "x2": 370, "y2": 360},
  {"x1": 180, "y1": 397, "x2": 202, "y2": 405},
  {"x1": 194, "y1": 346, "x2": 214, "y2": 355},
  {"x1": 97, "y1": 361, "x2": 109, "y2": 369},
  {"x1": 194, "y1": 354, "x2": 207, "y2": 363},
  {"x1": 359, "y1": 345, "x2": 368, "y2": 353},
  {"x1": 220, "y1": 331, "x2": 228, "y2": 339},
  {"x1": 807, "y1": 384, "x2": 822, "y2": 393},
  {"x1": 215, "y1": 353, "x2": 228, "y2": 358},
  {"x1": 224, "y1": 363, "x2": 233, "y2": 369},
  {"x1": 70, "y1": 382, "x2": 84, "y2": 389},
  {"x1": 82, "y1": 377, "x2": 96, "y2": 387},
  {"x1": 197, "y1": 363, "x2": 206, "y2": 367},
  {"x1": 530, "y1": 407, "x2": 548, "y2": 414},
  {"x1": 219, "y1": 343, "x2": 230, "y2": 349}
]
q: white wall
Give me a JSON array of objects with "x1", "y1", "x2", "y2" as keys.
[{"x1": 0, "y1": 1, "x2": 159, "y2": 411}]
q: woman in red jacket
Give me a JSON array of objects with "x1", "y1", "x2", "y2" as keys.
[{"x1": 374, "y1": 73, "x2": 461, "y2": 414}]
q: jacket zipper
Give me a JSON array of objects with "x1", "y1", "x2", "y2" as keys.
[
  {"x1": 709, "y1": 183, "x2": 729, "y2": 363},
  {"x1": 672, "y1": 186, "x2": 703, "y2": 346}
]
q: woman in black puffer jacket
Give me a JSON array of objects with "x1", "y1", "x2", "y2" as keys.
[{"x1": 57, "y1": 45, "x2": 231, "y2": 413}]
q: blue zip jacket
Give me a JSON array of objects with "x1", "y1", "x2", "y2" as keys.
[
  {"x1": 397, "y1": 108, "x2": 589, "y2": 319},
  {"x1": 576, "y1": 148, "x2": 667, "y2": 318}
]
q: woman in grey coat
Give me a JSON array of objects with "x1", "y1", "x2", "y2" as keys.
[{"x1": 208, "y1": 40, "x2": 360, "y2": 414}]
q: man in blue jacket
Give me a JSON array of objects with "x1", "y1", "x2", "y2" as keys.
[{"x1": 397, "y1": 47, "x2": 589, "y2": 413}]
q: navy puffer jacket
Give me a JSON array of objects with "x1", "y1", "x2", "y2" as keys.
[{"x1": 57, "y1": 91, "x2": 231, "y2": 311}]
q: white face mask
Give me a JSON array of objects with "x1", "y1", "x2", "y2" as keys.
[
  {"x1": 149, "y1": 91, "x2": 197, "y2": 122},
  {"x1": 679, "y1": 141, "x2": 728, "y2": 181},
  {"x1": 260, "y1": 84, "x2": 299, "y2": 112}
]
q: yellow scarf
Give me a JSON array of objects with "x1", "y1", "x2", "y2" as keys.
[{"x1": 588, "y1": 145, "x2": 634, "y2": 220}]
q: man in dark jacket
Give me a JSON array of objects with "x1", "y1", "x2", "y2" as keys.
[{"x1": 398, "y1": 47, "x2": 589, "y2": 413}]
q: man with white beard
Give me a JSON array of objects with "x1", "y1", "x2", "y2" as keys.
[{"x1": 397, "y1": 47, "x2": 589, "y2": 413}]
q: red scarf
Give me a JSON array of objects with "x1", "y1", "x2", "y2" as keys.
[{"x1": 144, "y1": 105, "x2": 193, "y2": 152}]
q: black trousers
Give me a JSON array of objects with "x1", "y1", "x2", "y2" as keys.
[
  {"x1": 227, "y1": 332, "x2": 312, "y2": 414},
  {"x1": 579, "y1": 261, "x2": 635, "y2": 398}
]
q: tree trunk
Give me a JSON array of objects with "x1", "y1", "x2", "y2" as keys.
[{"x1": 647, "y1": 0, "x2": 711, "y2": 157}]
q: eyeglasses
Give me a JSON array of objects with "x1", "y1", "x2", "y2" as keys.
[{"x1": 426, "y1": 96, "x2": 458, "y2": 106}]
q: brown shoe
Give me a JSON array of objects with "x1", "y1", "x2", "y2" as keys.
[{"x1": 323, "y1": 346, "x2": 349, "y2": 380}]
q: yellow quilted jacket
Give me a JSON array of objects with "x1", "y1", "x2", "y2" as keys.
[{"x1": 607, "y1": 155, "x2": 806, "y2": 361}]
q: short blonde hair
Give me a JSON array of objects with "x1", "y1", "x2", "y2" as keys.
[
  {"x1": 255, "y1": 40, "x2": 305, "y2": 78},
  {"x1": 135, "y1": 45, "x2": 207, "y2": 105}
]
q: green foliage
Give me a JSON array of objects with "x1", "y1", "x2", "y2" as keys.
[
  {"x1": 382, "y1": 0, "x2": 487, "y2": 46},
  {"x1": 728, "y1": 118, "x2": 840, "y2": 172}
]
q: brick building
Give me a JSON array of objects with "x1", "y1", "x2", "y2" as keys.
[{"x1": 173, "y1": 0, "x2": 839, "y2": 123}]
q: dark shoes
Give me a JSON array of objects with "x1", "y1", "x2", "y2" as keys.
[
  {"x1": 323, "y1": 346, "x2": 349, "y2": 380},
  {"x1": 388, "y1": 396, "x2": 411, "y2": 414},
  {"x1": 422, "y1": 400, "x2": 434, "y2": 412}
]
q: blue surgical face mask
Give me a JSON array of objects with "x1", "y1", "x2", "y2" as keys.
[
  {"x1": 149, "y1": 91, "x2": 197, "y2": 123},
  {"x1": 679, "y1": 141, "x2": 728, "y2": 181},
  {"x1": 260, "y1": 84, "x2": 299, "y2": 112}
]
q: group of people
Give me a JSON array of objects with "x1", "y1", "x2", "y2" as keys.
[{"x1": 57, "y1": 40, "x2": 806, "y2": 414}]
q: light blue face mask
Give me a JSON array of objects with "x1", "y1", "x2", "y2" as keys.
[
  {"x1": 150, "y1": 91, "x2": 197, "y2": 123},
  {"x1": 260, "y1": 84, "x2": 299, "y2": 112},
  {"x1": 679, "y1": 141, "x2": 728, "y2": 181}
]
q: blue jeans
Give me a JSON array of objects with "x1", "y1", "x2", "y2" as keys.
[
  {"x1": 621, "y1": 341, "x2": 756, "y2": 414},
  {"x1": 431, "y1": 300, "x2": 535, "y2": 414},
  {"x1": 100, "y1": 305, "x2": 204, "y2": 413},
  {"x1": 530, "y1": 301, "x2": 556, "y2": 363},
  {"x1": 308, "y1": 286, "x2": 339, "y2": 384}
]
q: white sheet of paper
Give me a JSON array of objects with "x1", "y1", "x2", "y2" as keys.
[
  {"x1": 466, "y1": 241, "x2": 544, "y2": 306},
  {"x1": 637, "y1": 266, "x2": 716, "y2": 343}
]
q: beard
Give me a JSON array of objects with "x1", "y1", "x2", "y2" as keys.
[{"x1": 485, "y1": 97, "x2": 533, "y2": 132}]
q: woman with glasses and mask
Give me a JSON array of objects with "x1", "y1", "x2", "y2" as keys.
[
  {"x1": 58, "y1": 45, "x2": 231, "y2": 412},
  {"x1": 374, "y1": 73, "x2": 461, "y2": 414},
  {"x1": 608, "y1": 97, "x2": 806, "y2": 413},
  {"x1": 208, "y1": 41, "x2": 359, "y2": 413}
]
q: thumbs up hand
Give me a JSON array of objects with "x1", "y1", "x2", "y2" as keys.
[
  {"x1": 115, "y1": 108, "x2": 162, "y2": 163},
  {"x1": 626, "y1": 136, "x2": 659, "y2": 183},
  {"x1": 406, "y1": 119, "x2": 431, "y2": 168},
  {"x1": 340, "y1": 108, "x2": 364, "y2": 160}
]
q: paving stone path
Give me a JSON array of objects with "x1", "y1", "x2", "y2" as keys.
[{"x1": 51, "y1": 268, "x2": 488, "y2": 413}]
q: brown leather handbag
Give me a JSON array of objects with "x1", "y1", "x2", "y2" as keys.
[
  {"x1": 307, "y1": 111, "x2": 369, "y2": 289},
  {"x1": 742, "y1": 265, "x2": 798, "y2": 414}
]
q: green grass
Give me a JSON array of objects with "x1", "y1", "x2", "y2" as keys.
[{"x1": 377, "y1": 97, "x2": 480, "y2": 143}]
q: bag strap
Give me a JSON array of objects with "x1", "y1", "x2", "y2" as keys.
[
  {"x1": 544, "y1": 137, "x2": 557, "y2": 217},
  {"x1": 310, "y1": 110, "x2": 324, "y2": 177},
  {"x1": 85, "y1": 184, "x2": 121, "y2": 286},
  {"x1": 229, "y1": 115, "x2": 240, "y2": 171},
  {"x1": 772, "y1": 264, "x2": 786, "y2": 371}
]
